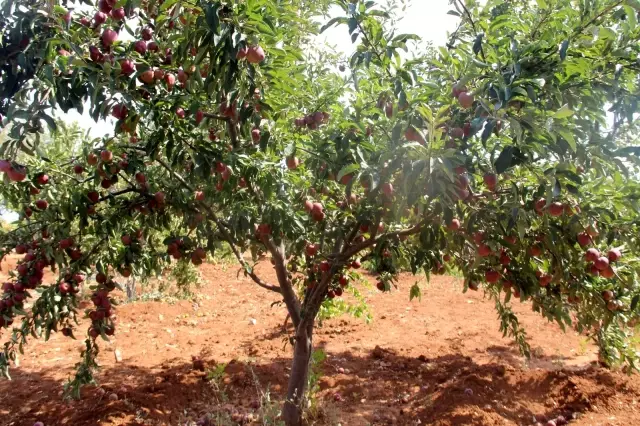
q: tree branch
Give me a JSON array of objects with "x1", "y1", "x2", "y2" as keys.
[
  {"x1": 202, "y1": 112, "x2": 239, "y2": 148},
  {"x1": 262, "y1": 236, "x2": 302, "y2": 328},
  {"x1": 154, "y1": 157, "x2": 281, "y2": 294}
]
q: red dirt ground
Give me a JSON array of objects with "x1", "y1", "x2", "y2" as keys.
[{"x1": 1, "y1": 255, "x2": 640, "y2": 426}]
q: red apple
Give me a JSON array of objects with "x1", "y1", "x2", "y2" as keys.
[
  {"x1": 601, "y1": 266, "x2": 615, "y2": 279},
  {"x1": 111, "y1": 104, "x2": 128, "y2": 120},
  {"x1": 251, "y1": 128, "x2": 261, "y2": 143},
  {"x1": 35, "y1": 199, "x2": 48, "y2": 210},
  {"x1": 577, "y1": 232, "x2": 591, "y2": 247},
  {"x1": 175, "y1": 107, "x2": 186, "y2": 119},
  {"x1": 87, "y1": 191, "x2": 100, "y2": 203},
  {"x1": 141, "y1": 27, "x2": 153, "y2": 41},
  {"x1": 246, "y1": 45, "x2": 265, "y2": 64},
  {"x1": 101, "y1": 29, "x2": 118, "y2": 47},
  {"x1": 110, "y1": 7, "x2": 125, "y2": 20},
  {"x1": 306, "y1": 243, "x2": 318, "y2": 257},
  {"x1": 549, "y1": 202, "x2": 564, "y2": 217},
  {"x1": 607, "y1": 248, "x2": 622, "y2": 262},
  {"x1": 448, "y1": 219, "x2": 461, "y2": 231},
  {"x1": 585, "y1": 248, "x2": 600, "y2": 263},
  {"x1": 100, "y1": 150, "x2": 113, "y2": 163},
  {"x1": 164, "y1": 73, "x2": 176, "y2": 89},
  {"x1": 458, "y1": 92, "x2": 474, "y2": 109},
  {"x1": 534, "y1": 198, "x2": 547, "y2": 212},
  {"x1": 286, "y1": 156, "x2": 299, "y2": 170},
  {"x1": 154, "y1": 191, "x2": 166, "y2": 204},
  {"x1": 595, "y1": 256, "x2": 610, "y2": 271},
  {"x1": 483, "y1": 173, "x2": 497, "y2": 189},
  {"x1": 478, "y1": 243, "x2": 492, "y2": 257},
  {"x1": 485, "y1": 270, "x2": 500, "y2": 283}
]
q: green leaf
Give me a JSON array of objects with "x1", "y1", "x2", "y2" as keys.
[
  {"x1": 553, "y1": 104, "x2": 573, "y2": 119},
  {"x1": 557, "y1": 129, "x2": 576, "y2": 152},
  {"x1": 337, "y1": 163, "x2": 360, "y2": 182},
  {"x1": 320, "y1": 16, "x2": 346, "y2": 33},
  {"x1": 495, "y1": 146, "x2": 514, "y2": 173}
]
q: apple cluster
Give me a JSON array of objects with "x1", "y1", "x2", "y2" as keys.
[{"x1": 294, "y1": 111, "x2": 330, "y2": 130}]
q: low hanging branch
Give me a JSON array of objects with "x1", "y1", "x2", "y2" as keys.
[{"x1": 154, "y1": 157, "x2": 281, "y2": 294}]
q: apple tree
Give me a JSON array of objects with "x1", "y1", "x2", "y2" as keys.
[{"x1": 1, "y1": 0, "x2": 640, "y2": 424}]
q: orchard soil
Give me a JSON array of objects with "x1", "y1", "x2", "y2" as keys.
[{"x1": 1, "y1": 255, "x2": 640, "y2": 426}]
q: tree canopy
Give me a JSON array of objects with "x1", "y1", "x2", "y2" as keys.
[{"x1": 1, "y1": 0, "x2": 640, "y2": 424}]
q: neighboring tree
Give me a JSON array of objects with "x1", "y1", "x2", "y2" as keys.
[{"x1": 1, "y1": 1, "x2": 640, "y2": 425}]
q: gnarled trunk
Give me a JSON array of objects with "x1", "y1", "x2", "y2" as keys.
[{"x1": 282, "y1": 323, "x2": 313, "y2": 426}]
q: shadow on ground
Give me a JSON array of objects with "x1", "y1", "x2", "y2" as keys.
[{"x1": 1, "y1": 342, "x2": 631, "y2": 426}]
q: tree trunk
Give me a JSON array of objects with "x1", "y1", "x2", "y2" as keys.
[{"x1": 282, "y1": 323, "x2": 313, "y2": 426}]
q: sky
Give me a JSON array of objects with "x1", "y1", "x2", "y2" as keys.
[{"x1": 1, "y1": 0, "x2": 459, "y2": 223}]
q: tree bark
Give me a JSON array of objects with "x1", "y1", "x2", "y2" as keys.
[{"x1": 282, "y1": 323, "x2": 313, "y2": 426}]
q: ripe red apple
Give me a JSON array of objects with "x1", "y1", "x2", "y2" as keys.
[
  {"x1": 306, "y1": 243, "x2": 318, "y2": 257},
  {"x1": 607, "y1": 248, "x2": 622, "y2": 262},
  {"x1": 141, "y1": 27, "x2": 153, "y2": 41},
  {"x1": 549, "y1": 202, "x2": 564, "y2": 217},
  {"x1": 483, "y1": 173, "x2": 497, "y2": 189},
  {"x1": 164, "y1": 73, "x2": 176, "y2": 89},
  {"x1": 133, "y1": 172, "x2": 146, "y2": 185},
  {"x1": 286, "y1": 156, "x2": 299, "y2": 170},
  {"x1": 594, "y1": 256, "x2": 610, "y2": 271},
  {"x1": 154, "y1": 191, "x2": 166, "y2": 204},
  {"x1": 472, "y1": 231, "x2": 485, "y2": 244},
  {"x1": 251, "y1": 128, "x2": 261, "y2": 143},
  {"x1": 601, "y1": 266, "x2": 615, "y2": 279},
  {"x1": 100, "y1": 150, "x2": 113, "y2": 163},
  {"x1": 585, "y1": 248, "x2": 600, "y2": 263},
  {"x1": 458, "y1": 92, "x2": 474, "y2": 109},
  {"x1": 311, "y1": 202, "x2": 323, "y2": 215},
  {"x1": 534, "y1": 198, "x2": 546, "y2": 212},
  {"x1": 236, "y1": 46, "x2": 249, "y2": 59},
  {"x1": 101, "y1": 29, "x2": 118, "y2": 47},
  {"x1": 134, "y1": 68, "x2": 153, "y2": 84},
  {"x1": 577, "y1": 232, "x2": 591, "y2": 247},
  {"x1": 121, "y1": 234, "x2": 132, "y2": 246},
  {"x1": 195, "y1": 110, "x2": 204, "y2": 124},
  {"x1": 7, "y1": 166, "x2": 27, "y2": 182},
  {"x1": 177, "y1": 69, "x2": 188, "y2": 83},
  {"x1": 36, "y1": 174, "x2": 49, "y2": 185},
  {"x1": 602, "y1": 290, "x2": 615, "y2": 301},
  {"x1": 499, "y1": 253, "x2": 511, "y2": 265},
  {"x1": 246, "y1": 45, "x2": 266, "y2": 64},
  {"x1": 35, "y1": 199, "x2": 48, "y2": 210},
  {"x1": 58, "y1": 282, "x2": 72, "y2": 294},
  {"x1": 111, "y1": 104, "x2": 128, "y2": 120},
  {"x1": 176, "y1": 107, "x2": 186, "y2": 119},
  {"x1": 94, "y1": 11, "x2": 107, "y2": 25},
  {"x1": 319, "y1": 261, "x2": 330, "y2": 272},
  {"x1": 539, "y1": 274, "x2": 552, "y2": 287},
  {"x1": 529, "y1": 244, "x2": 543, "y2": 256},
  {"x1": 477, "y1": 243, "x2": 492, "y2": 257},
  {"x1": 73, "y1": 164, "x2": 84, "y2": 174},
  {"x1": 485, "y1": 270, "x2": 500, "y2": 283},
  {"x1": 385, "y1": 102, "x2": 393, "y2": 118},
  {"x1": 111, "y1": 7, "x2": 125, "y2": 20},
  {"x1": 448, "y1": 219, "x2": 461, "y2": 231}
]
